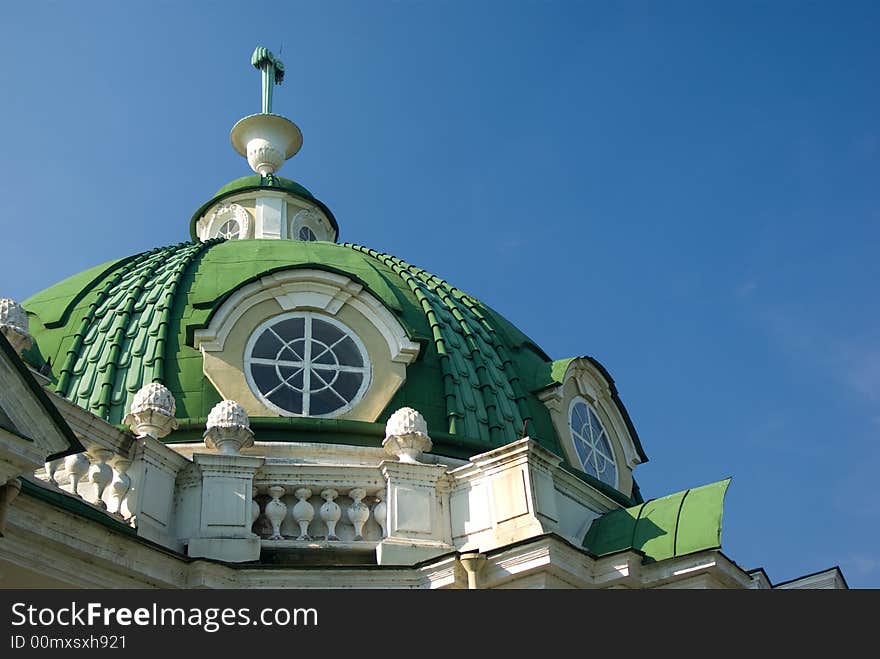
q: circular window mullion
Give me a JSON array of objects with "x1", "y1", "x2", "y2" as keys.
[
  {"x1": 301, "y1": 315, "x2": 313, "y2": 415},
  {"x1": 244, "y1": 311, "x2": 371, "y2": 418},
  {"x1": 568, "y1": 398, "x2": 618, "y2": 488}
]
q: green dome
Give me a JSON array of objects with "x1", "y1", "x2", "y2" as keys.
[
  {"x1": 21, "y1": 239, "x2": 644, "y2": 490},
  {"x1": 215, "y1": 174, "x2": 314, "y2": 200},
  {"x1": 188, "y1": 174, "x2": 339, "y2": 240}
]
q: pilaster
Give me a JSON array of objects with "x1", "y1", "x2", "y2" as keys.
[
  {"x1": 376, "y1": 460, "x2": 453, "y2": 565},
  {"x1": 187, "y1": 453, "x2": 265, "y2": 563}
]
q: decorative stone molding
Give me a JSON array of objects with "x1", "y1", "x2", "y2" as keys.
[
  {"x1": 347, "y1": 488, "x2": 369, "y2": 540},
  {"x1": 290, "y1": 208, "x2": 332, "y2": 242},
  {"x1": 194, "y1": 268, "x2": 420, "y2": 422},
  {"x1": 0, "y1": 298, "x2": 32, "y2": 354},
  {"x1": 536, "y1": 357, "x2": 643, "y2": 472},
  {"x1": 124, "y1": 383, "x2": 179, "y2": 439},
  {"x1": 292, "y1": 487, "x2": 314, "y2": 540},
  {"x1": 231, "y1": 113, "x2": 302, "y2": 177},
  {"x1": 383, "y1": 407, "x2": 432, "y2": 463},
  {"x1": 44, "y1": 458, "x2": 63, "y2": 487},
  {"x1": 64, "y1": 453, "x2": 90, "y2": 498},
  {"x1": 208, "y1": 202, "x2": 250, "y2": 240},
  {"x1": 250, "y1": 486, "x2": 260, "y2": 528},
  {"x1": 193, "y1": 269, "x2": 420, "y2": 364},
  {"x1": 204, "y1": 400, "x2": 255, "y2": 455},
  {"x1": 372, "y1": 490, "x2": 387, "y2": 538},
  {"x1": 319, "y1": 488, "x2": 341, "y2": 541},
  {"x1": 109, "y1": 460, "x2": 132, "y2": 518},
  {"x1": 248, "y1": 142, "x2": 285, "y2": 176},
  {"x1": 459, "y1": 552, "x2": 487, "y2": 589},
  {"x1": 87, "y1": 449, "x2": 114, "y2": 510},
  {"x1": 266, "y1": 485, "x2": 287, "y2": 540}
]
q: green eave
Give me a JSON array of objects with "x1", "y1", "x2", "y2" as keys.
[
  {"x1": 582, "y1": 478, "x2": 731, "y2": 562},
  {"x1": 188, "y1": 174, "x2": 340, "y2": 240}
]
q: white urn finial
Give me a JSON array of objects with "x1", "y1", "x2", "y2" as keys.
[
  {"x1": 123, "y1": 383, "x2": 179, "y2": 439},
  {"x1": 0, "y1": 298, "x2": 33, "y2": 355},
  {"x1": 204, "y1": 400, "x2": 254, "y2": 455},
  {"x1": 382, "y1": 407, "x2": 432, "y2": 463},
  {"x1": 231, "y1": 114, "x2": 302, "y2": 176}
]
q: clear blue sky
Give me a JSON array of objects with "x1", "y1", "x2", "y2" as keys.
[{"x1": 2, "y1": 2, "x2": 878, "y2": 586}]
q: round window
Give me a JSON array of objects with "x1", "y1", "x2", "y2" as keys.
[
  {"x1": 568, "y1": 398, "x2": 618, "y2": 487},
  {"x1": 244, "y1": 312, "x2": 371, "y2": 417},
  {"x1": 217, "y1": 219, "x2": 241, "y2": 239}
]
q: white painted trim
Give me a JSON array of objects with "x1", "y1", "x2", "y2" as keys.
[
  {"x1": 567, "y1": 396, "x2": 619, "y2": 489},
  {"x1": 290, "y1": 208, "x2": 332, "y2": 242},
  {"x1": 204, "y1": 203, "x2": 250, "y2": 241},
  {"x1": 243, "y1": 311, "x2": 372, "y2": 418},
  {"x1": 193, "y1": 268, "x2": 420, "y2": 366},
  {"x1": 540, "y1": 358, "x2": 643, "y2": 469}
]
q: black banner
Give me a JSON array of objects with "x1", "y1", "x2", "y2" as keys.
[{"x1": 0, "y1": 588, "x2": 872, "y2": 652}]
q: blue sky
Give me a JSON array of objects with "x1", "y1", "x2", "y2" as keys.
[{"x1": 2, "y1": 2, "x2": 878, "y2": 586}]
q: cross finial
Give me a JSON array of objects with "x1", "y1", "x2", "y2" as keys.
[{"x1": 251, "y1": 46, "x2": 285, "y2": 114}]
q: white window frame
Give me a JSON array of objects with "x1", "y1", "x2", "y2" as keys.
[
  {"x1": 207, "y1": 203, "x2": 250, "y2": 240},
  {"x1": 243, "y1": 311, "x2": 372, "y2": 418},
  {"x1": 567, "y1": 396, "x2": 619, "y2": 488}
]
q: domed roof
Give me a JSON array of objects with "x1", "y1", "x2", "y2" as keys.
[
  {"x1": 215, "y1": 174, "x2": 314, "y2": 199},
  {"x1": 21, "y1": 238, "x2": 645, "y2": 485},
  {"x1": 188, "y1": 174, "x2": 339, "y2": 240}
]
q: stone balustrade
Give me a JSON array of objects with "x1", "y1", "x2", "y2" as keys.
[
  {"x1": 252, "y1": 482, "x2": 387, "y2": 543},
  {"x1": 38, "y1": 446, "x2": 134, "y2": 519}
]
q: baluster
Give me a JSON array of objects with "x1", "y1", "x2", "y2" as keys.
[
  {"x1": 109, "y1": 459, "x2": 132, "y2": 517},
  {"x1": 265, "y1": 485, "x2": 287, "y2": 540},
  {"x1": 292, "y1": 488, "x2": 314, "y2": 540},
  {"x1": 372, "y1": 490, "x2": 387, "y2": 538},
  {"x1": 347, "y1": 488, "x2": 369, "y2": 541},
  {"x1": 44, "y1": 458, "x2": 64, "y2": 487},
  {"x1": 64, "y1": 453, "x2": 90, "y2": 499},
  {"x1": 320, "y1": 489, "x2": 341, "y2": 541},
  {"x1": 251, "y1": 486, "x2": 260, "y2": 529},
  {"x1": 88, "y1": 449, "x2": 113, "y2": 509}
]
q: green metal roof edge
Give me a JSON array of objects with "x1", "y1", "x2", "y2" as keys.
[
  {"x1": 536, "y1": 355, "x2": 648, "y2": 464},
  {"x1": 19, "y1": 477, "x2": 136, "y2": 536},
  {"x1": 188, "y1": 174, "x2": 340, "y2": 241},
  {"x1": 582, "y1": 477, "x2": 731, "y2": 563},
  {"x1": 23, "y1": 255, "x2": 136, "y2": 330},
  {"x1": 0, "y1": 332, "x2": 84, "y2": 461}
]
